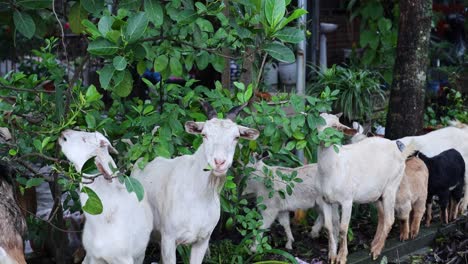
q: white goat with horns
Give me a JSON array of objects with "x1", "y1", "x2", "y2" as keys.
[
  {"x1": 59, "y1": 130, "x2": 153, "y2": 264},
  {"x1": 132, "y1": 102, "x2": 260, "y2": 264},
  {"x1": 317, "y1": 113, "x2": 415, "y2": 264}
]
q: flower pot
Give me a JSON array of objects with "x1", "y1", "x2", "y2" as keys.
[
  {"x1": 278, "y1": 62, "x2": 297, "y2": 85},
  {"x1": 263, "y1": 62, "x2": 278, "y2": 92}
]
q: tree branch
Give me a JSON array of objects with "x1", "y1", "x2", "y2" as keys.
[{"x1": 0, "y1": 83, "x2": 55, "y2": 93}]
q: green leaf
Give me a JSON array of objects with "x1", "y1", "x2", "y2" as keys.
[
  {"x1": 106, "y1": 30, "x2": 121, "y2": 43},
  {"x1": 123, "y1": 176, "x2": 145, "y2": 201},
  {"x1": 144, "y1": 0, "x2": 164, "y2": 26},
  {"x1": 80, "y1": 0, "x2": 105, "y2": 14},
  {"x1": 13, "y1": 11, "x2": 35, "y2": 39},
  {"x1": 196, "y1": 18, "x2": 214, "y2": 32},
  {"x1": 264, "y1": 0, "x2": 285, "y2": 29},
  {"x1": 278, "y1": 9, "x2": 307, "y2": 29},
  {"x1": 16, "y1": 0, "x2": 51, "y2": 9},
  {"x1": 98, "y1": 64, "x2": 115, "y2": 89},
  {"x1": 196, "y1": 51, "x2": 209, "y2": 70},
  {"x1": 85, "y1": 113, "x2": 96, "y2": 128},
  {"x1": 68, "y1": 3, "x2": 87, "y2": 34},
  {"x1": 360, "y1": 30, "x2": 379, "y2": 50},
  {"x1": 154, "y1": 55, "x2": 169, "y2": 72},
  {"x1": 211, "y1": 54, "x2": 224, "y2": 73},
  {"x1": 81, "y1": 186, "x2": 103, "y2": 215},
  {"x1": 263, "y1": 42, "x2": 295, "y2": 63},
  {"x1": 124, "y1": 12, "x2": 149, "y2": 43},
  {"x1": 41, "y1": 137, "x2": 51, "y2": 149},
  {"x1": 33, "y1": 139, "x2": 42, "y2": 152},
  {"x1": 113, "y1": 56, "x2": 127, "y2": 71},
  {"x1": 87, "y1": 38, "x2": 119, "y2": 55},
  {"x1": 378, "y1": 18, "x2": 392, "y2": 32},
  {"x1": 82, "y1": 157, "x2": 99, "y2": 175},
  {"x1": 274, "y1": 27, "x2": 305, "y2": 43},
  {"x1": 113, "y1": 69, "x2": 133, "y2": 97},
  {"x1": 98, "y1": 16, "x2": 113, "y2": 36},
  {"x1": 296, "y1": 140, "x2": 307, "y2": 149},
  {"x1": 82, "y1": 19, "x2": 101, "y2": 38},
  {"x1": 26, "y1": 178, "x2": 45, "y2": 189},
  {"x1": 86, "y1": 85, "x2": 102, "y2": 103},
  {"x1": 169, "y1": 57, "x2": 182, "y2": 77}
]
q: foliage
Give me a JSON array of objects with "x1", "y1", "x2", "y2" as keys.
[
  {"x1": 347, "y1": 0, "x2": 399, "y2": 83},
  {"x1": 424, "y1": 88, "x2": 468, "y2": 127},
  {"x1": 307, "y1": 65, "x2": 386, "y2": 121}
]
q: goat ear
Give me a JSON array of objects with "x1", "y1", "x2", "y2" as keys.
[
  {"x1": 335, "y1": 112, "x2": 343, "y2": 118},
  {"x1": 99, "y1": 139, "x2": 118, "y2": 154},
  {"x1": 238, "y1": 125, "x2": 259, "y2": 140},
  {"x1": 185, "y1": 121, "x2": 205, "y2": 134}
]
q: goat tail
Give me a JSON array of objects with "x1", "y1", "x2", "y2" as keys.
[
  {"x1": 448, "y1": 119, "x2": 468, "y2": 130},
  {"x1": 396, "y1": 140, "x2": 417, "y2": 160}
]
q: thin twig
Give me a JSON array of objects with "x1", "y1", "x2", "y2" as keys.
[
  {"x1": 19, "y1": 206, "x2": 82, "y2": 233},
  {"x1": 254, "y1": 53, "x2": 268, "y2": 92},
  {"x1": 0, "y1": 83, "x2": 55, "y2": 93},
  {"x1": 52, "y1": 0, "x2": 69, "y2": 79}
]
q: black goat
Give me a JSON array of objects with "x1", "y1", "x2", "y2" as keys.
[
  {"x1": 416, "y1": 149, "x2": 466, "y2": 225},
  {"x1": 0, "y1": 161, "x2": 27, "y2": 264}
]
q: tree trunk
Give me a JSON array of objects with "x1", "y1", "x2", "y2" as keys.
[
  {"x1": 385, "y1": 0, "x2": 431, "y2": 139},
  {"x1": 221, "y1": 0, "x2": 231, "y2": 90}
]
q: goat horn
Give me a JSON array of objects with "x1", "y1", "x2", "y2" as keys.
[
  {"x1": 200, "y1": 100, "x2": 218, "y2": 120},
  {"x1": 226, "y1": 103, "x2": 247, "y2": 121}
]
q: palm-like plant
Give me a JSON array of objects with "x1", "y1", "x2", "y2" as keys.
[{"x1": 307, "y1": 64, "x2": 386, "y2": 121}]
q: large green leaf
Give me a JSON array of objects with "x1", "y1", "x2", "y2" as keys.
[
  {"x1": 81, "y1": 186, "x2": 103, "y2": 215},
  {"x1": 123, "y1": 176, "x2": 145, "y2": 201},
  {"x1": 17, "y1": 0, "x2": 51, "y2": 9},
  {"x1": 144, "y1": 0, "x2": 163, "y2": 26},
  {"x1": 98, "y1": 16, "x2": 113, "y2": 36},
  {"x1": 13, "y1": 11, "x2": 35, "y2": 39},
  {"x1": 114, "y1": 69, "x2": 133, "y2": 97},
  {"x1": 263, "y1": 42, "x2": 295, "y2": 63},
  {"x1": 169, "y1": 57, "x2": 182, "y2": 77},
  {"x1": 378, "y1": 17, "x2": 392, "y2": 33},
  {"x1": 274, "y1": 27, "x2": 305, "y2": 43},
  {"x1": 82, "y1": 19, "x2": 101, "y2": 38},
  {"x1": 195, "y1": 18, "x2": 213, "y2": 32},
  {"x1": 68, "y1": 3, "x2": 87, "y2": 34},
  {"x1": 80, "y1": 0, "x2": 105, "y2": 14},
  {"x1": 154, "y1": 55, "x2": 168, "y2": 72},
  {"x1": 264, "y1": 0, "x2": 285, "y2": 28},
  {"x1": 360, "y1": 30, "x2": 379, "y2": 50},
  {"x1": 98, "y1": 64, "x2": 115, "y2": 89},
  {"x1": 87, "y1": 38, "x2": 119, "y2": 55},
  {"x1": 113, "y1": 56, "x2": 127, "y2": 71},
  {"x1": 124, "y1": 12, "x2": 149, "y2": 43},
  {"x1": 278, "y1": 9, "x2": 307, "y2": 29}
]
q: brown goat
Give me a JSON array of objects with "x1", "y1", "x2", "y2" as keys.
[
  {"x1": 0, "y1": 162, "x2": 27, "y2": 264},
  {"x1": 394, "y1": 157, "x2": 429, "y2": 241}
]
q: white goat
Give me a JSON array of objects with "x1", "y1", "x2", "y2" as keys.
[
  {"x1": 132, "y1": 102, "x2": 259, "y2": 264},
  {"x1": 59, "y1": 130, "x2": 153, "y2": 264},
  {"x1": 243, "y1": 160, "x2": 339, "y2": 250},
  {"x1": 397, "y1": 125, "x2": 468, "y2": 214},
  {"x1": 317, "y1": 113, "x2": 414, "y2": 264}
]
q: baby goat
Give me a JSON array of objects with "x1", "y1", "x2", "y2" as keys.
[
  {"x1": 415, "y1": 149, "x2": 466, "y2": 225},
  {"x1": 243, "y1": 160, "x2": 338, "y2": 251},
  {"x1": 0, "y1": 162, "x2": 27, "y2": 264},
  {"x1": 59, "y1": 130, "x2": 153, "y2": 264}
]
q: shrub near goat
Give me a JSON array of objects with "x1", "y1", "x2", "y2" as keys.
[
  {"x1": 244, "y1": 160, "x2": 339, "y2": 251},
  {"x1": 59, "y1": 130, "x2": 153, "y2": 264}
]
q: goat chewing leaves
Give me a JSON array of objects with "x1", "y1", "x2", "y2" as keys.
[
  {"x1": 203, "y1": 164, "x2": 213, "y2": 172},
  {"x1": 82, "y1": 157, "x2": 99, "y2": 175}
]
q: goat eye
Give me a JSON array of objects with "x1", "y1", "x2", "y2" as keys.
[
  {"x1": 234, "y1": 136, "x2": 240, "y2": 141},
  {"x1": 62, "y1": 136, "x2": 67, "y2": 142}
]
